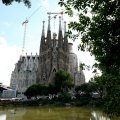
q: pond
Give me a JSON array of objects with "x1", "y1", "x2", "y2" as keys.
[{"x1": 0, "y1": 107, "x2": 118, "y2": 120}]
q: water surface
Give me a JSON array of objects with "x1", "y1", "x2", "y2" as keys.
[{"x1": 0, "y1": 107, "x2": 118, "y2": 120}]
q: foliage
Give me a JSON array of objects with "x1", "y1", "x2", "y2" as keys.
[
  {"x1": 53, "y1": 69, "x2": 74, "y2": 92},
  {"x1": 101, "y1": 75, "x2": 120, "y2": 116},
  {"x1": 74, "y1": 83, "x2": 92, "y2": 106},
  {"x1": 104, "y1": 85, "x2": 120, "y2": 116},
  {"x1": 47, "y1": 84, "x2": 58, "y2": 95},
  {"x1": 24, "y1": 70, "x2": 73, "y2": 99},
  {"x1": 2, "y1": 0, "x2": 31, "y2": 7},
  {"x1": 57, "y1": 92, "x2": 72, "y2": 103},
  {"x1": 75, "y1": 82, "x2": 98, "y2": 95},
  {"x1": 75, "y1": 83, "x2": 95, "y2": 100},
  {"x1": 24, "y1": 84, "x2": 47, "y2": 99},
  {"x1": 59, "y1": 0, "x2": 120, "y2": 75},
  {"x1": 59, "y1": 0, "x2": 120, "y2": 116},
  {"x1": 75, "y1": 82, "x2": 103, "y2": 107},
  {"x1": 90, "y1": 74, "x2": 120, "y2": 115},
  {"x1": 75, "y1": 83, "x2": 90, "y2": 93},
  {"x1": 90, "y1": 77, "x2": 105, "y2": 98}
]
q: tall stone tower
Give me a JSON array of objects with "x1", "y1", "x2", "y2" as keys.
[{"x1": 37, "y1": 16, "x2": 69, "y2": 84}]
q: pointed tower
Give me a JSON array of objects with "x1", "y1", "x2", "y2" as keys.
[
  {"x1": 37, "y1": 15, "x2": 69, "y2": 84},
  {"x1": 37, "y1": 21, "x2": 46, "y2": 84},
  {"x1": 37, "y1": 17, "x2": 52, "y2": 84},
  {"x1": 63, "y1": 21, "x2": 69, "y2": 71},
  {"x1": 46, "y1": 16, "x2": 51, "y2": 49},
  {"x1": 40, "y1": 21, "x2": 45, "y2": 53},
  {"x1": 58, "y1": 16, "x2": 63, "y2": 49},
  {"x1": 63, "y1": 21, "x2": 68, "y2": 52}
]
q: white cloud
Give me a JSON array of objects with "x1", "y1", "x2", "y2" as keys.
[
  {"x1": 0, "y1": 37, "x2": 21, "y2": 86},
  {"x1": 0, "y1": 37, "x2": 7, "y2": 45}
]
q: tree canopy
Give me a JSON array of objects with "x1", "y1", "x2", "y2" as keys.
[
  {"x1": 24, "y1": 70, "x2": 73, "y2": 99},
  {"x1": 53, "y1": 69, "x2": 74, "y2": 92},
  {"x1": 24, "y1": 84, "x2": 48, "y2": 99},
  {"x1": 59, "y1": 0, "x2": 120, "y2": 116},
  {"x1": 59, "y1": 0, "x2": 120, "y2": 75},
  {"x1": 2, "y1": 0, "x2": 31, "y2": 7}
]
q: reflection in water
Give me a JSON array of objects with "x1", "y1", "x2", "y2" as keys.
[
  {"x1": 91, "y1": 111, "x2": 110, "y2": 120},
  {"x1": 0, "y1": 107, "x2": 117, "y2": 120},
  {"x1": 0, "y1": 114, "x2": 6, "y2": 120},
  {"x1": 9, "y1": 109, "x2": 16, "y2": 114}
]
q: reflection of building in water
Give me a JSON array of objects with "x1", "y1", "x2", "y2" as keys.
[
  {"x1": 91, "y1": 111, "x2": 110, "y2": 120},
  {"x1": 0, "y1": 114, "x2": 6, "y2": 120},
  {"x1": 10, "y1": 16, "x2": 85, "y2": 93},
  {"x1": 6, "y1": 108, "x2": 26, "y2": 120}
]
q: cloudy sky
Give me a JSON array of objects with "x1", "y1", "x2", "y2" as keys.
[{"x1": 0, "y1": 0, "x2": 95, "y2": 86}]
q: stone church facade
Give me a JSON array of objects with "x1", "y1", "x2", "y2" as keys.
[
  {"x1": 10, "y1": 16, "x2": 85, "y2": 93},
  {"x1": 10, "y1": 53, "x2": 39, "y2": 92},
  {"x1": 37, "y1": 16, "x2": 69, "y2": 84}
]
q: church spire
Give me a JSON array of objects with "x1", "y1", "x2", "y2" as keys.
[
  {"x1": 40, "y1": 21, "x2": 46, "y2": 53},
  {"x1": 42, "y1": 21, "x2": 45, "y2": 37},
  {"x1": 58, "y1": 16, "x2": 63, "y2": 49},
  {"x1": 46, "y1": 15, "x2": 51, "y2": 49},
  {"x1": 59, "y1": 16, "x2": 62, "y2": 31},
  {"x1": 64, "y1": 21, "x2": 68, "y2": 52},
  {"x1": 48, "y1": 15, "x2": 51, "y2": 31},
  {"x1": 64, "y1": 21, "x2": 66, "y2": 34}
]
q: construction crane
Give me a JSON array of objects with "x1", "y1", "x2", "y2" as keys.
[
  {"x1": 22, "y1": 6, "x2": 41, "y2": 55},
  {"x1": 47, "y1": 11, "x2": 64, "y2": 15},
  {"x1": 47, "y1": 11, "x2": 65, "y2": 32}
]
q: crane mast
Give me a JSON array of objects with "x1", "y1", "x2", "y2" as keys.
[
  {"x1": 21, "y1": 6, "x2": 41, "y2": 55},
  {"x1": 22, "y1": 20, "x2": 28, "y2": 54}
]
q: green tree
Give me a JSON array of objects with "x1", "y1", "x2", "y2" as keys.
[
  {"x1": 2, "y1": 0, "x2": 31, "y2": 7},
  {"x1": 59, "y1": 0, "x2": 120, "y2": 115},
  {"x1": 75, "y1": 83, "x2": 89, "y2": 94},
  {"x1": 59, "y1": 0, "x2": 120, "y2": 75},
  {"x1": 24, "y1": 84, "x2": 48, "y2": 99},
  {"x1": 24, "y1": 84, "x2": 38, "y2": 99},
  {"x1": 47, "y1": 84, "x2": 58, "y2": 95},
  {"x1": 53, "y1": 69, "x2": 74, "y2": 93},
  {"x1": 75, "y1": 82, "x2": 97, "y2": 97},
  {"x1": 74, "y1": 83, "x2": 92, "y2": 105},
  {"x1": 89, "y1": 77, "x2": 105, "y2": 98}
]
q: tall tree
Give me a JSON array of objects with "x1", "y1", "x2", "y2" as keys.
[
  {"x1": 59, "y1": 0, "x2": 120, "y2": 75},
  {"x1": 53, "y1": 69, "x2": 73, "y2": 92},
  {"x1": 59, "y1": 0, "x2": 120, "y2": 116},
  {"x1": 24, "y1": 84, "x2": 48, "y2": 99},
  {"x1": 2, "y1": 0, "x2": 31, "y2": 7}
]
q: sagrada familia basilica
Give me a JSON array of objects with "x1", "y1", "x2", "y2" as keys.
[{"x1": 10, "y1": 16, "x2": 85, "y2": 93}]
